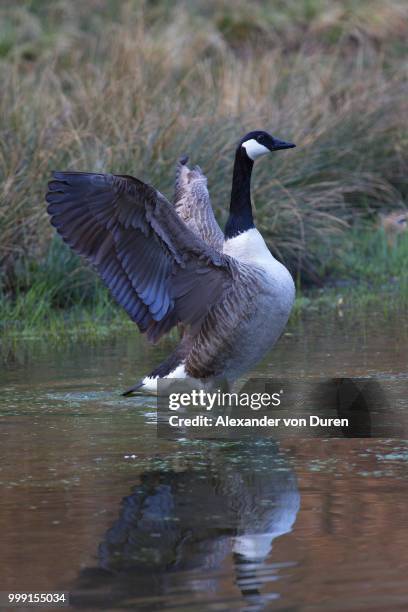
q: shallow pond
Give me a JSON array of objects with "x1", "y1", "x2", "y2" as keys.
[{"x1": 1, "y1": 310, "x2": 408, "y2": 611}]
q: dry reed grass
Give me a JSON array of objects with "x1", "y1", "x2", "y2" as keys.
[{"x1": 0, "y1": 0, "x2": 407, "y2": 294}]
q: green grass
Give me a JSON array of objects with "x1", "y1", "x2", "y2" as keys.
[
  {"x1": 324, "y1": 227, "x2": 408, "y2": 286},
  {"x1": 1, "y1": 227, "x2": 407, "y2": 343},
  {"x1": 291, "y1": 227, "x2": 408, "y2": 317}
]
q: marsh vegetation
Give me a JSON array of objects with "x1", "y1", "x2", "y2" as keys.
[{"x1": 0, "y1": 0, "x2": 407, "y2": 337}]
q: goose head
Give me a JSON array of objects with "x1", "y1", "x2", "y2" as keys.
[{"x1": 240, "y1": 130, "x2": 295, "y2": 161}]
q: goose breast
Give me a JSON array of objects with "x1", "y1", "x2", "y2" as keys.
[{"x1": 222, "y1": 228, "x2": 295, "y2": 378}]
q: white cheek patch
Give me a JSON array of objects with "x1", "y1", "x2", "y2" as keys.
[{"x1": 242, "y1": 139, "x2": 270, "y2": 160}]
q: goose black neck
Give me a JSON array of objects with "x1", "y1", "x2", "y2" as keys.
[{"x1": 224, "y1": 148, "x2": 255, "y2": 239}]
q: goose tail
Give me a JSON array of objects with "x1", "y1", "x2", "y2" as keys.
[
  {"x1": 122, "y1": 380, "x2": 146, "y2": 397},
  {"x1": 122, "y1": 339, "x2": 190, "y2": 396}
]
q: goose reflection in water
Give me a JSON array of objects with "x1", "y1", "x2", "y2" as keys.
[{"x1": 72, "y1": 441, "x2": 300, "y2": 610}]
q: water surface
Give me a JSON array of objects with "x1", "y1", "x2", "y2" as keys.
[{"x1": 1, "y1": 311, "x2": 408, "y2": 610}]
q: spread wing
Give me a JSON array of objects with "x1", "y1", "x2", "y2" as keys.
[
  {"x1": 173, "y1": 157, "x2": 224, "y2": 252},
  {"x1": 46, "y1": 172, "x2": 232, "y2": 343}
]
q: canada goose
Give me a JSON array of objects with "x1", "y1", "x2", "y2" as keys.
[
  {"x1": 75, "y1": 443, "x2": 299, "y2": 606},
  {"x1": 46, "y1": 130, "x2": 296, "y2": 394},
  {"x1": 94, "y1": 445, "x2": 299, "y2": 573}
]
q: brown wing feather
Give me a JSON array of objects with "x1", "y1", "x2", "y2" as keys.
[
  {"x1": 186, "y1": 264, "x2": 260, "y2": 378},
  {"x1": 173, "y1": 158, "x2": 224, "y2": 251},
  {"x1": 46, "y1": 171, "x2": 232, "y2": 343}
]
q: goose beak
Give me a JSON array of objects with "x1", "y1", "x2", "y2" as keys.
[{"x1": 271, "y1": 138, "x2": 296, "y2": 151}]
